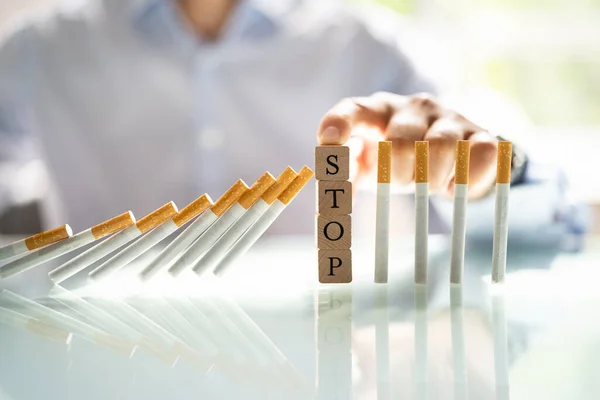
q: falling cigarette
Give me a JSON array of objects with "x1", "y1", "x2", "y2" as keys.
[
  {"x1": 191, "y1": 169, "x2": 299, "y2": 278},
  {"x1": 450, "y1": 140, "x2": 471, "y2": 285},
  {"x1": 167, "y1": 180, "x2": 250, "y2": 278},
  {"x1": 414, "y1": 141, "x2": 429, "y2": 285},
  {"x1": 88, "y1": 195, "x2": 213, "y2": 281},
  {"x1": 0, "y1": 212, "x2": 134, "y2": 281},
  {"x1": 47, "y1": 202, "x2": 177, "y2": 284},
  {"x1": 374, "y1": 141, "x2": 392, "y2": 284},
  {"x1": 0, "y1": 224, "x2": 73, "y2": 262},
  {"x1": 138, "y1": 180, "x2": 247, "y2": 281},
  {"x1": 491, "y1": 142, "x2": 512, "y2": 283},
  {"x1": 213, "y1": 166, "x2": 314, "y2": 277}
]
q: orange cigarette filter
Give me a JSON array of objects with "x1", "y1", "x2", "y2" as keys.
[
  {"x1": 172, "y1": 194, "x2": 213, "y2": 227},
  {"x1": 415, "y1": 141, "x2": 429, "y2": 183},
  {"x1": 278, "y1": 166, "x2": 315, "y2": 205},
  {"x1": 455, "y1": 140, "x2": 471, "y2": 185},
  {"x1": 239, "y1": 172, "x2": 276, "y2": 209},
  {"x1": 24, "y1": 224, "x2": 73, "y2": 251},
  {"x1": 211, "y1": 180, "x2": 249, "y2": 216},
  {"x1": 136, "y1": 202, "x2": 179, "y2": 233},
  {"x1": 378, "y1": 141, "x2": 392, "y2": 184},
  {"x1": 496, "y1": 142, "x2": 512, "y2": 184},
  {"x1": 91, "y1": 211, "x2": 136, "y2": 240},
  {"x1": 261, "y1": 167, "x2": 298, "y2": 205}
]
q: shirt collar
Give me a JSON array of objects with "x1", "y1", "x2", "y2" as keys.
[{"x1": 130, "y1": 0, "x2": 292, "y2": 33}]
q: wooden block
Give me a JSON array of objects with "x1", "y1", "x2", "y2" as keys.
[
  {"x1": 319, "y1": 249, "x2": 352, "y2": 283},
  {"x1": 318, "y1": 181, "x2": 352, "y2": 216},
  {"x1": 317, "y1": 214, "x2": 351, "y2": 250},
  {"x1": 315, "y1": 146, "x2": 349, "y2": 181}
]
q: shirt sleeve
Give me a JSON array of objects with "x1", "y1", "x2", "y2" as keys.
[{"x1": 0, "y1": 23, "x2": 41, "y2": 216}]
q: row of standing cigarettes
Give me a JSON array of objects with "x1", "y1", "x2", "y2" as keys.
[
  {"x1": 373, "y1": 139, "x2": 512, "y2": 285},
  {"x1": 0, "y1": 166, "x2": 315, "y2": 285}
]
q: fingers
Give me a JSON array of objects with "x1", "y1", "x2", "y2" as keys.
[
  {"x1": 384, "y1": 94, "x2": 441, "y2": 185},
  {"x1": 317, "y1": 95, "x2": 392, "y2": 145},
  {"x1": 467, "y1": 131, "x2": 499, "y2": 199},
  {"x1": 424, "y1": 117, "x2": 466, "y2": 192}
]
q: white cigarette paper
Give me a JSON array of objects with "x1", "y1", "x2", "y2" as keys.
[
  {"x1": 49, "y1": 203, "x2": 176, "y2": 284},
  {"x1": 450, "y1": 140, "x2": 471, "y2": 284},
  {"x1": 374, "y1": 141, "x2": 392, "y2": 284},
  {"x1": 213, "y1": 166, "x2": 314, "y2": 277},
  {"x1": 1, "y1": 212, "x2": 134, "y2": 282},
  {"x1": 0, "y1": 224, "x2": 73, "y2": 261}
]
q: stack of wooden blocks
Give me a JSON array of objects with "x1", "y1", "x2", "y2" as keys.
[{"x1": 315, "y1": 146, "x2": 352, "y2": 283}]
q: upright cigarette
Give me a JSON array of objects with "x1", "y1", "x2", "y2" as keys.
[
  {"x1": 168, "y1": 180, "x2": 249, "y2": 277},
  {"x1": 138, "y1": 180, "x2": 247, "y2": 281},
  {"x1": 47, "y1": 202, "x2": 177, "y2": 284},
  {"x1": 89, "y1": 195, "x2": 213, "y2": 281},
  {"x1": 374, "y1": 141, "x2": 392, "y2": 284},
  {"x1": 213, "y1": 166, "x2": 314, "y2": 277},
  {"x1": 414, "y1": 141, "x2": 429, "y2": 285},
  {"x1": 492, "y1": 142, "x2": 512, "y2": 283},
  {"x1": 190, "y1": 172, "x2": 278, "y2": 277},
  {"x1": 0, "y1": 224, "x2": 73, "y2": 262},
  {"x1": 0, "y1": 212, "x2": 134, "y2": 281},
  {"x1": 450, "y1": 140, "x2": 471, "y2": 284}
]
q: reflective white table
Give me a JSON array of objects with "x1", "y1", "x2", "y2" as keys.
[{"x1": 0, "y1": 234, "x2": 599, "y2": 400}]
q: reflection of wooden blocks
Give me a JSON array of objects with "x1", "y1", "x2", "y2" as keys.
[
  {"x1": 317, "y1": 215, "x2": 351, "y2": 250},
  {"x1": 319, "y1": 250, "x2": 352, "y2": 283},
  {"x1": 317, "y1": 181, "x2": 352, "y2": 216},
  {"x1": 315, "y1": 146, "x2": 349, "y2": 181}
]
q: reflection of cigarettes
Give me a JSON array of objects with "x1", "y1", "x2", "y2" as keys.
[
  {"x1": 0, "y1": 306, "x2": 72, "y2": 344},
  {"x1": 213, "y1": 166, "x2": 314, "y2": 277},
  {"x1": 450, "y1": 140, "x2": 470, "y2": 285},
  {"x1": 492, "y1": 142, "x2": 512, "y2": 284},
  {"x1": 139, "y1": 180, "x2": 247, "y2": 281},
  {"x1": 414, "y1": 141, "x2": 429, "y2": 285},
  {"x1": 47, "y1": 203, "x2": 177, "y2": 284},
  {"x1": 190, "y1": 172, "x2": 278, "y2": 277},
  {"x1": 167, "y1": 180, "x2": 249, "y2": 278},
  {"x1": 89, "y1": 195, "x2": 213, "y2": 281},
  {"x1": 188, "y1": 168, "x2": 296, "y2": 279},
  {"x1": 0, "y1": 224, "x2": 73, "y2": 262},
  {"x1": 374, "y1": 141, "x2": 392, "y2": 284},
  {"x1": 0, "y1": 212, "x2": 134, "y2": 281}
]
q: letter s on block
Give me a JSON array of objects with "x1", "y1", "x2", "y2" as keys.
[{"x1": 326, "y1": 155, "x2": 339, "y2": 175}]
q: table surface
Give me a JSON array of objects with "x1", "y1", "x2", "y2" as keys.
[{"x1": 0, "y1": 234, "x2": 599, "y2": 400}]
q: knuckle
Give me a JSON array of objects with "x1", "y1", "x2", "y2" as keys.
[
  {"x1": 428, "y1": 132, "x2": 457, "y2": 150},
  {"x1": 409, "y1": 92, "x2": 438, "y2": 109},
  {"x1": 474, "y1": 140, "x2": 499, "y2": 162}
]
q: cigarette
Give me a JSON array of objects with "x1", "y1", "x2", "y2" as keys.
[
  {"x1": 492, "y1": 142, "x2": 512, "y2": 283},
  {"x1": 374, "y1": 141, "x2": 392, "y2": 283},
  {"x1": 47, "y1": 202, "x2": 177, "y2": 284},
  {"x1": 0, "y1": 290, "x2": 135, "y2": 356},
  {"x1": 450, "y1": 140, "x2": 471, "y2": 284},
  {"x1": 0, "y1": 224, "x2": 73, "y2": 261},
  {"x1": 88, "y1": 195, "x2": 213, "y2": 281},
  {"x1": 213, "y1": 166, "x2": 314, "y2": 277},
  {"x1": 191, "y1": 169, "x2": 295, "y2": 277},
  {"x1": 138, "y1": 180, "x2": 247, "y2": 281},
  {"x1": 0, "y1": 212, "x2": 134, "y2": 281},
  {"x1": 167, "y1": 180, "x2": 250, "y2": 277},
  {"x1": 414, "y1": 141, "x2": 429, "y2": 285}
]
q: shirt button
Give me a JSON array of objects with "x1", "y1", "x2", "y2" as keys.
[{"x1": 197, "y1": 128, "x2": 224, "y2": 150}]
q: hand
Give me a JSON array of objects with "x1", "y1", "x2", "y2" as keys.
[{"x1": 316, "y1": 92, "x2": 499, "y2": 199}]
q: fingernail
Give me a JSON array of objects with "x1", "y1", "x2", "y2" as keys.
[{"x1": 320, "y1": 126, "x2": 340, "y2": 144}]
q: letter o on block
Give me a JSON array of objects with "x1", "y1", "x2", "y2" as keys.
[{"x1": 317, "y1": 215, "x2": 351, "y2": 250}]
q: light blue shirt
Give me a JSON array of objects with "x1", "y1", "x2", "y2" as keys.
[{"x1": 0, "y1": 0, "x2": 583, "y2": 242}]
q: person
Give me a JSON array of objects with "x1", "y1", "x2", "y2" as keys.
[{"x1": 0, "y1": 0, "x2": 580, "y2": 240}]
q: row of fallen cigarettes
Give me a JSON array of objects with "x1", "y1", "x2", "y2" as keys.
[
  {"x1": 0, "y1": 166, "x2": 314, "y2": 284},
  {"x1": 374, "y1": 140, "x2": 512, "y2": 285}
]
